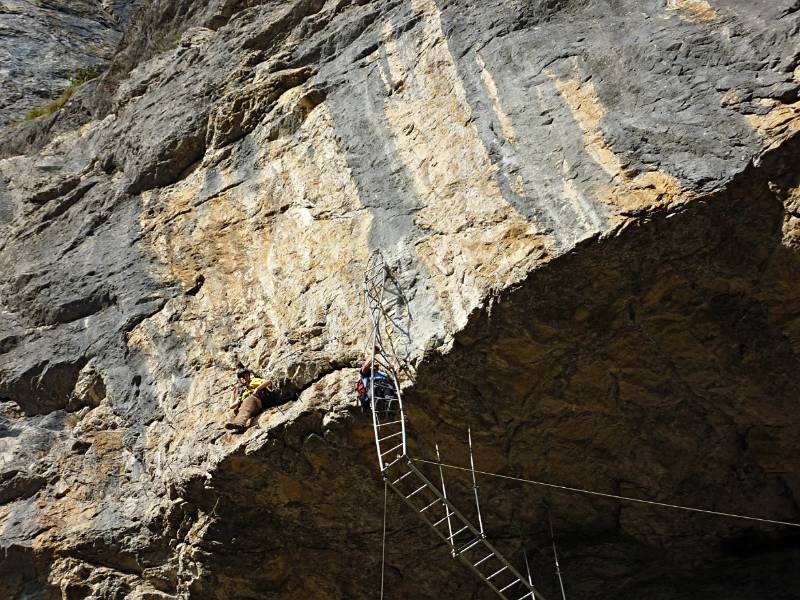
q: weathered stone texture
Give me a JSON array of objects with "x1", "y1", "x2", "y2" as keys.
[
  {"x1": 1, "y1": 0, "x2": 799, "y2": 598},
  {"x1": 0, "y1": 0, "x2": 138, "y2": 127}
]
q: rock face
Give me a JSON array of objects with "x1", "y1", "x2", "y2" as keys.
[
  {"x1": 0, "y1": 0, "x2": 139, "y2": 126},
  {"x1": 1, "y1": 0, "x2": 800, "y2": 598}
]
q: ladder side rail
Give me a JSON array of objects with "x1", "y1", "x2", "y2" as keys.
[
  {"x1": 385, "y1": 467, "x2": 469, "y2": 549},
  {"x1": 367, "y1": 344, "x2": 384, "y2": 470},
  {"x1": 366, "y1": 328, "x2": 382, "y2": 468},
  {"x1": 400, "y1": 465, "x2": 545, "y2": 599},
  {"x1": 366, "y1": 265, "x2": 388, "y2": 470},
  {"x1": 383, "y1": 451, "x2": 544, "y2": 599},
  {"x1": 461, "y1": 538, "x2": 547, "y2": 600},
  {"x1": 435, "y1": 443, "x2": 456, "y2": 550},
  {"x1": 366, "y1": 263, "x2": 407, "y2": 464},
  {"x1": 375, "y1": 267, "x2": 414, "y2": 381},
  {"x1": 452, "y1": 540, "x2": 545, "y2": 600},
  {"x1": 402, "y1": 461, "x2": 484, "y2": 541},
  {"x1": 387, "y1": 481, "x2": 453, "y2": 547},
  {"x1": 454, "y1": 549, "x2": 514, "y2": 599},
  {"x1": 366, "y1": 259, "x2": 407, "y2": 440},
  {"x1": 389, "y1": 370, "x2": 407, "y2": 457},
  {"x1": 468, "y1": 427, "x2": 485, "y2": 536}
]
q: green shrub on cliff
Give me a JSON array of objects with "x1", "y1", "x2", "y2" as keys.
[
  {"x1": 153, "y1": 32, "x2": 180, "y2": 54},
  {"x1": 24, "y1": 65, "x2": 102, "y2": 121}
]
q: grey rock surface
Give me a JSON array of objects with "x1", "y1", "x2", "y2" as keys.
[
  {"x1": 0, "y1": 0, "x2": 799, "y2": 598},
  {"x1": 0, "y1": 0, "x2": 139, "y2": 126}
]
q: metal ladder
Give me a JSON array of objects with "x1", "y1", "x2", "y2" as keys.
[{"x1": 363, "y1": 251, "x2": 546, "y2": 600}]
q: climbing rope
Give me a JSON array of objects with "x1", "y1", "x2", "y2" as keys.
[
  {"x1": 547, "y1": 507, "x2": 567, "y2": 600},
  {"x1": 411, "y1": 458, "x2": 800, "y2": 529},
  {"x1": 381, "y1": 480, "x2": 388, "y2": 600},
  {"x1": 523, "y1": 550, "x2": 535, "y2": 593}
]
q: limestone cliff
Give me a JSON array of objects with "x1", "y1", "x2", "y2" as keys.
[
  {"x1": 1, "y1": 0, "x2": 799, "y2": 598},
  {"x1": 0, "y1": 0, "x2": 138, "y2": 127}
]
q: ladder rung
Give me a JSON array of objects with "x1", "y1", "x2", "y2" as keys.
[
  {"x1": 499, "y1": 580, "x2": 522, "y2": 593},
  {"x1": 378, "y1": 419, "x2": 403, "y2": 427},
  {"x1": 405, "y1": 484, "x2": 427, "y2": 499},
  {"x1": 487, "y1": 566, "x2": 507, "y2": 580},
  {"x1": 447, "y1": 525, "x2": 469, "y2": 541},
  {"x1": 474, "y1": 553, "x2": 494, "y2": 567},
  {"x1": 381, "y1": 443, "x2": 404, "y2": 457},
  {"x1": 517, "y1": 592, "x2": 535, "y2": 600},
  {"x1": 419, "y1": 498, "x2": 442, "y2": 513},
  {"x1": 391, "y1": 471, "x2": 414, "y2": 485},
  {"x1": 378, "y1": 431, "x2": 403, "y2": 443},
  {"x1": 382, "y1": 456, "x2": 404, "y2": 471},
  {"x1": 455, "y1": 537, "x2": 483, "y2": 555},
  {"x1": 433, "y1": 512, "x2": 455, "y2": 527}
]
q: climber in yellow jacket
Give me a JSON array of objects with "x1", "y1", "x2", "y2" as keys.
[{"x1": 225, "y1": 366, "x2": 272, "y2": 433}]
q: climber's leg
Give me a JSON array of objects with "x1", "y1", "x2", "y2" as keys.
[
  {"x1": 257, "y1": 387, "x2": 275, "y2": 410},
  {"x1": 225, "y1": 396, "x2": 261, "y2": 433}
]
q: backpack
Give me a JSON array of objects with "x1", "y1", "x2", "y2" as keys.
[
  {"x1": 356, "y1": 370, "x2": 396, "y2": 413},
  {"x1": 357, "y1": 377, "x2": 370, "y2": 413}
]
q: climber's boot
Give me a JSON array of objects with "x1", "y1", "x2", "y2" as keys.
[{"x1": 225, "y1": 395, "x2": 261, "y2": 433}]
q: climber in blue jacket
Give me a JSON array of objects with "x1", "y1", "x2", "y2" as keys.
[{"x1": 357, "y1": 350, "x2": 397, "y2": 414}]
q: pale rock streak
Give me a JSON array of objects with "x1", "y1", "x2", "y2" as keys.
[
  {"x1": 377, "y1": 0, "x2": 548, "y2": 331},
  {"x1": 548, "y1": 61, "x2": 692, "y2": 222},
  {"x1": 130, "y1": 101, "x2": 372, "y2": 460}
]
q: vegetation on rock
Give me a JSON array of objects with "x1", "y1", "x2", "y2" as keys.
[
  {"x1": 152, "y1": 32, "x2": 180, "y2": 54},
  {"x1": 23, "y1": 66, "x2": 102, "y2": 121}
]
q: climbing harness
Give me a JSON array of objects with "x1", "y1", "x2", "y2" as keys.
[{"x1": 363, "y1": 251, "x2": 546, "y2": 600}]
